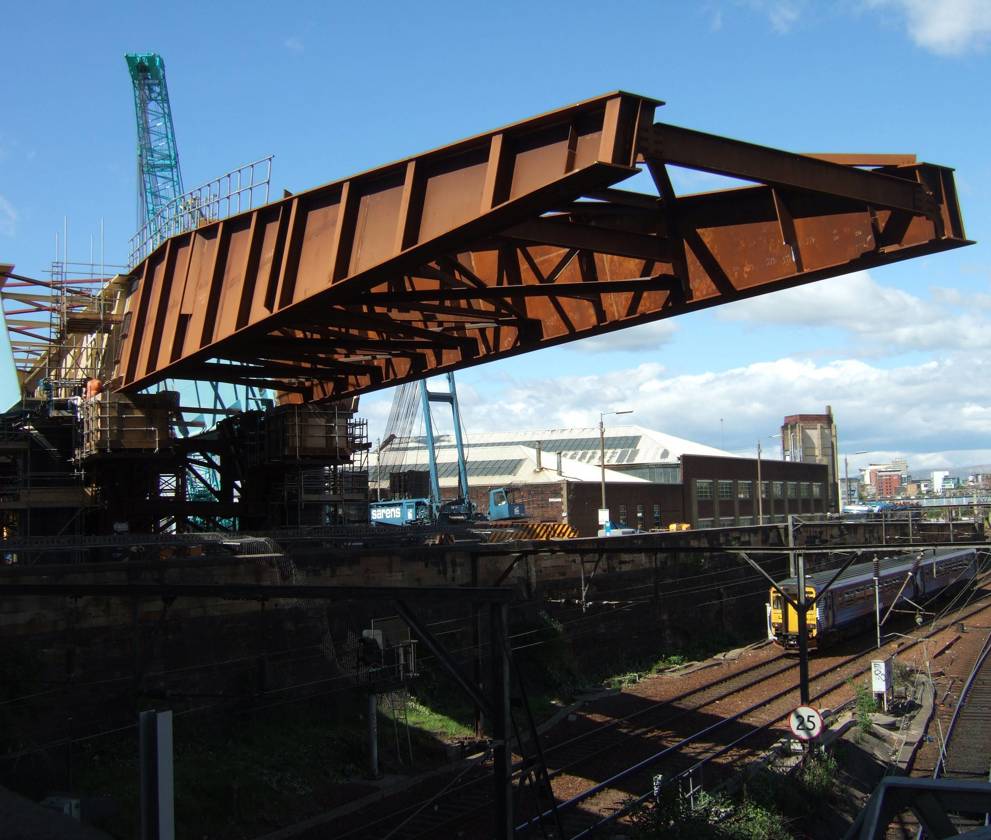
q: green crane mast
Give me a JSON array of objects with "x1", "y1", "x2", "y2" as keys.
[{"x1": 125, "y1": 53, "x2": 183, "y2": 239}]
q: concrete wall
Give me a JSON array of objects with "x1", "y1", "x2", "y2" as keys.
[{"x1": 0, "y1": 515, "x2": 969, "y2": 788}]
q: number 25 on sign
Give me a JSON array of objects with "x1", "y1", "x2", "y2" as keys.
[{"x1": 789, "y1": 705, "x2": 823, "y2": 741}]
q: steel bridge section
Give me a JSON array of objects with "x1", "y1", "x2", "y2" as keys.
[{"x1": 114, "y1": 91, "x2": 971, "y2": 402}]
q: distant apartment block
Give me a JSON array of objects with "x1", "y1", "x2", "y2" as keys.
[
  {"x1": 931, "y1": 470, "x2": 950, "y2": 495},
  {"x1": 875, "y1": 470, "x2": 902, "y2": 498}
]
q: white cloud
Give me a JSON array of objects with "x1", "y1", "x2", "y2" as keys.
[
  {"x1": 431, "y1": 351, "x2": 991, "y2": 470},
  {"x1": 0, "y1": 195, "x2": 17, "y2": 237},
  {"x1": 283, "y1": 36, "x2": 304, "y2": 53},
  {"x1": 717, "y1": 271, "x2": 991, "y2": 354},
  {"x1": 867, "y1": 0, "x2": 991, "y2": 55},
  {"x1": 741, "y1": 0, "x2": 806, "y2": 33},
  {"x1": 573, "y1": 320, "x2": 678, "y2": 354}
]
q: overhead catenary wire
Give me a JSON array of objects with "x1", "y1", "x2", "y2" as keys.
[{"x1": 5, "y1": 548, "x2": 989, "y2": 764}]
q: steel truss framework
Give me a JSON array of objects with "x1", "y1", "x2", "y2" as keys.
[{"x1": 116, "y1": 92, "x2": 971, "y2": 402}]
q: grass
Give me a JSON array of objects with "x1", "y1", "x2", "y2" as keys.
[
  {"x1": 10, "y1": 617, "x2": 760, "y2": 837},
  {"x1": 402, "y1": 696, "x2": 474, "y2": 740},
  {"x1": 631, "y1": 751, "x2": 838, "y2": 839},
  {"x1": 70, "y1": 704, "x2": 369, "y2": 839}
]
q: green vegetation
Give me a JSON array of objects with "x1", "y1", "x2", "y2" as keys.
[
  {"x1": 402, "y1": 696, "x2": 473, "y2": 740},
  {"x1": 603, "y1": 654, "x2": 689, "y2": 689},
  {"x1": 853, "y1": 681, "x2": 879, "y2": 735},
  {"x1": 72, "y1": 705, "x2": 367, "y2": 839},
  {"x1": 631, "y1": 751, "x2": 838, "y2": 840},
  {"x1": 15, "y1": 613, "x2": 759, "y2": 838}
]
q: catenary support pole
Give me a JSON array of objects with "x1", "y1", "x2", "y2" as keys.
[
  {"x1": 796, "y1": 552, "x2": 810, "y2": 706},
  {"x1": 787, "y1": 514, "x2": 796, "y2": 577},
  {"x1": 368, "y1": 692, "x2": 380, "y2": 778},
  {"x1": 491, "y1": 602, "x2": 513, "y2": 839},
  {"x1": 874, "y1": 555, "x2": 882, "y2": 650}
]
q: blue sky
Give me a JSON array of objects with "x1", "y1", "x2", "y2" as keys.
[{"x1": 2, "y1": 0, "x2": 990, "y2": 473}]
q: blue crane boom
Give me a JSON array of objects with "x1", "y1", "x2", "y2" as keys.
[{"x1": 125, "y1": 53, "x2": 183, "y2": 235}]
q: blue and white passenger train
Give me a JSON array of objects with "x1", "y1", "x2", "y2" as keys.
[{"x1": 768, "y1": 547, "x2": 978, "y2": 650}]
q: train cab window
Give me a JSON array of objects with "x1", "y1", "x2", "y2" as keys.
[{"x1": 771, "y1": 594, "x2": 782, "y2": 610}]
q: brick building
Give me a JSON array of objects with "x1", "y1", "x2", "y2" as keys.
[{"x1": 371, "y1": 426, "x2": 834, "y2": 536}]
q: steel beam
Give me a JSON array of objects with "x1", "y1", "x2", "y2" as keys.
[
  {"x1": 112, "y1": 91, "x2": 971, "y2": 402},
  {"x1": 641, "y1": 123, "x2": 936, "y2": 216},
  {"x1": 0, "y1": 582, "x2": 516, "y2": 603}
]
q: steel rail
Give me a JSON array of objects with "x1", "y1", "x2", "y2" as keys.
[
  {"x1": 525, "y1": 595, "x2": 991, "y2": 838},
  {"x1": 331, "y1": 649, "x2": 792, "y2": 840},
  {"x1": 931, "y1": 628, "x2": 991, "y2": 780}
]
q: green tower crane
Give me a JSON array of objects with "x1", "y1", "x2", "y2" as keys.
[{"x1": 125, "y1": 53, "x2": 183, "y2": 240}]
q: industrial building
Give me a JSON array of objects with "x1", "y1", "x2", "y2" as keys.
[{"x1": 371, "y1": 425, "x2": 833, "y2": 535}]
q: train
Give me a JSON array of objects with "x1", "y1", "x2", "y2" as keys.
[{"x1": 768, "y1": 547, "x2": 979, "y2": 650}]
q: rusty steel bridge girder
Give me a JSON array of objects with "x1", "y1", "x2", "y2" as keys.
[{"x1": 115, "y1": 91, "x2": 971, "y2": 402}]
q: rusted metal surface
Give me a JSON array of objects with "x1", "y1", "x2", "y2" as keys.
[{"x1": 114, "y1": 91, "x2": 971, "y2": 402}]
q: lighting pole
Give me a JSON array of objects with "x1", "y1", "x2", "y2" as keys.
[
  {"x1": 756, "y1": 434, "x2": 781, "y2": 526},
  {"x1": 842, "y1": 450, "x2": 868, "y2": 512},
  {"x1": 756, "y1": 440, "x2": 763, "y2": 525},
  {"x1": 599, "y1": 409, "x2": 633, "y2": 518}
]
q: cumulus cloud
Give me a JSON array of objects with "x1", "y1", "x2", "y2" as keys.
[
  {"x1": 421, "y1": 351, "x2": 991, "y2": 470},
  {"x1": 717, "y1": 271, "x2": 991, "y2": 355},
  {"x1": 0, "y1": 195, "x2": 17, "y2": 237},
  {"x1": 867, "y1": 0, "x2": 991, "y2": 55},
  {"x1": 573, "y1": 320, "x2": 678, "y2": 354}
]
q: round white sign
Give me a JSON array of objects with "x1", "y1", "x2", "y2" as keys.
[{"x1": 789, "y1": 705, "x2": 823, "y2": 740}]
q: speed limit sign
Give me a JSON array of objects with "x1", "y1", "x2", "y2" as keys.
[{"x1": 789, "y1": 705, "x2": 823, "y2": 740}]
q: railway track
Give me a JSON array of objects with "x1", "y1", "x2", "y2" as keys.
[
  {"x1": 331, "y1": 648, "x2": 793, "y2": 840},
  {"x1": 329, "y1": 590, "x2": 991, "y2": 840},
  {"x1": 523, "y1": 594, "x2": 991, "y2": 839}
]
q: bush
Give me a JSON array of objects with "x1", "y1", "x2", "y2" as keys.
[
  {"x1": 800, "y1": 750, "x2": 837, "y2": 799},
  {"x1": 725, "y1": 800, "x2": 795, "y2": 840},
  {"x1": 854, "y1": 682, "x2": 879, "y2": 734}
]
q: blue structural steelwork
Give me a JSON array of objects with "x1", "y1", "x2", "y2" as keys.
[
  {"x1": 369, "y1": 373, "x2": 476, "y2": 527},
  {"x1": 421, "y1": 373, "x2": 470, "y2": 504},
  {"x1": 125, "y1": 53, "x2": 183, "y2": 238}
]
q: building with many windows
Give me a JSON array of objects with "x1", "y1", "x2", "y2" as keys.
[{"x1": 371, "y1": 425, "x2": 833, "y2": 535}]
